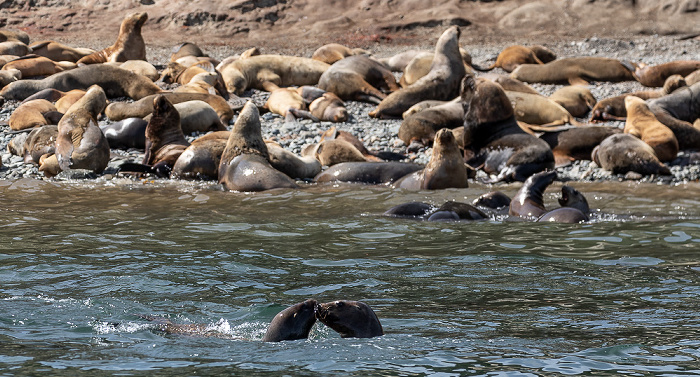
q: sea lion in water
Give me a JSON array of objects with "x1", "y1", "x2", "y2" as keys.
[
  {"x1": 317, "y1": 55, "x2": 399, "y2": 104},
  {"x1": 383, "y1": 202, "x2": 435, "y2": 218},
  {"x1": 218, "y1": 102, "x2": 298, "y2": 192},
  {"x1": 646, "y1": 81, "x2": 700, "y2": 151},
  {"x1": 592, "y1": 133, "x2": 671, "y2": 176},
  {"x1": 509, "y1": 170, "x2": 557, "y2": 219},
  {"x1": 539, "y1": 126, "x2": 621, "y2": 166},
  {"x1": 548, "y1": 85, "x2": 597, "y2": 118},
  {"x1": 312, "y1": 43, "x2": 370, "y2": 65},
  {"x1": 77, "y1": 12, "x2": 147, "y2": 65},
  {"x1": 262, "y1": 299, "x2": 319, "y2": 342},
  {"x1": 315, "y1": 300, "x2": 384, "y2": 339},
  {"x1": 369, "y1": 26, "x2": 466, "y2": 119},
  {"x1": 29, "y1": 40, "x2": 95, "y2": 62},
  {"x1": 9, "y1": 99, "x2": 58, "y2": 131},
  {"x1": 510, "y1": 57, "x2": 635, "y2": 85},
  {"x1": 171, "y1": 132, "x2": 228, "y2": 180},
  {"x1": 38, "y1": 85, "x2": 110, "y2": 177},
  {"x1": 624, "y1": 96, "x2": 679, "y2": 162},
  {"x1": 426, "y1": 201, "x2": 488, "y2": 221},
  {"x1": 314, "y1": 161, "x2": 422, "y2": 185},
  {"x1": 220, "y1": 55, "x2": 330, "y2": 95},
  {"x1": 0, "y1": 64, "x2": 162, "y2": 100},
  {"x1": 537, "y1": 185, "x2": 590, "y2": 223},
  {"x1": 634, "y1": 60, "x2": 700, "y2": 87},
  {"x1": 473, "y1": 191, "x2": 511, "y2": 210}
]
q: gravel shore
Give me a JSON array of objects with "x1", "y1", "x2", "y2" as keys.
[{"x1": 1, "y1": 34, "x2": 699, "y2": 185}]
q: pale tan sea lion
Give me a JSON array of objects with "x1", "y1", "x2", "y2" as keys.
[
  {"x1": 169, "y1": 42, "x2": 206, "y2": 62},
  {"x1": 687, "y1": 69, "x2": 700, "y2": 86},
  {"x1": 2, "y1": 56, "x2": 76, "y2": 78},
  {"x1": 309, "y1": 139, "x2": 367, "y2": 167},
  {"x1": 378, "y1": 48, "x2": 472, "y2": 72},
  {"x1": 0, "y1": 41, "x2": 30, "y2": 56},
  {"x1": 0, "y1": 68, "x2": 20, "y2": 87},
  {"x1": 317, "y1": 54, "x2": 399, "y2": 104},
  {"x1": 474, "y1": 45, "x2": 553, "y2": 73},
  {"x1": 398, "y1": 50, "x2": 475, "y2": 87},
  {"x1": 511, "y1": 57, "x2": 635, "y2": 85},
  {"x1": 309, "y1": 92, "x2": 348, "y2": 122},
  {"x1": 9, "y1": 99, "x2": 57, "y2": 131},
  {"x1": 311, "y1": 43, "x2": 370, "y2": 65},
  {"x1": 624, "y1": 96, "x2": 679, "y2": 162},
  {"x1": 369, "y1": 26, "x2": 466, "y2": 119},
  {"x1": 117, "y1": 60, "x2": 159, "y2": 81},
  {"x1": 402, "y1": 99, "x2": 450, "y2": 119},
  {"x1": 29, "y1": 41, "x2": 95, "y2": 62},
  {"x1": 0, "y1": 30, "x2": 29, "y2": 44},
  {"x1": 54, "y1": 90, "x2": 86, "y2": 113},
  {"x1": 38, "y1": 85, "x2": 110, "y2": 177},
  {"x1": 548, "y1": 86, "x2": 597, "y2": 118},
  {"x1": 592, "y1": 133, "x2": 671, "y2": 176},
  {"x1": 77, "y1": 12, "x2": 147, "y2": 65},
  {"x1": 482, "y1": 74, "x2": 540, "y2": 95},
  {"x1": 634, "y1": 60, "x2": 700, "y2": 87},
  {"x1": 220, "y1": 55, "x2": 330, "y2": 95},
  {"x1": 105, "y1": 92, "x2": 233, "y2": 124},
  {"x1": 159, "y1": 61, "x2": 227, "y2": 98},
  {"x1": 506, "y1": 90, "x2": 581, "y2": 127},
  {"x1": 263, "y1": 83, "x2": 317, "y2": 122},
  {"x1": 315, "y1": 300, "x2": 383, "y2": 339}
]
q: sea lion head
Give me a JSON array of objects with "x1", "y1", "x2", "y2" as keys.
[
  {"x1": 315, "y1": 300, "x2": 384, "y2": 339},
  {"x1": 159, "y1": 62, "x2": 187, "y2": 84},
  {"x1": 223, "y1": 101, "x2": 269, "y2": 160},
  {"x1": 435, "y1": 25, "x2": 460, "y2": 57},
  {"x1": 262, "y1": 299, "x2": 319, "y2": 342},
  {"x1": 226, "y1": 69, "x2": 247, "y2": 95},
  {"x1": 559, "y1": 185, "x2": 590, "y2": 214},
  {"x1": 72, "y1": 85, "x2": 107, "y2": 119},
  {"x1": 123, "y1": 12, "x2": 148, "y2": 34}
]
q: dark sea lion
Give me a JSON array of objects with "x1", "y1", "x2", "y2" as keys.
[
  {"x1": 559, "y1": 185, "x2": 590, "y2": 214},
  {"x1": 100, "y1": 118, "x2": 148, "y2": 150},
  {"x1": 218, "y1": 102, "x2": 298, "y2": 192},
  {"x1": 548, "y1": 85, "x2": 597, "y2": 118},
  {"x1": 537, "y1": 208, "x2": 588, "y2": 223},
  {"x1": 171, "y1": 133, "x2": 227, "y2": 180},
  {"x1": 398, "y1": 98, "x2": 463, "y2": 147},
  {"x1": 0, "y1": 64, "x2": 162, "y2": 100},
  {"x1": 117, "y1": 60, "x2": 159, "y2": 82},
  {"x1": 592, "y1": 133, "x2": 671, "y2": 176},
  {"x1": 646, "y1": 81, "x2": 700, "y2": 150},
  {"x1": 170, "y1": 42, "x2": 206, "y2": 62},
  {"x1": 22, "y1": 125, "x2": 58, "y2": 164},
  {"x1": 143, "y1": 100, "x2": 226, "y2": 134},
  {"x1": 486, "y1": 74, "x2": 541, "y2": 95},
  {"x1": 77, "y1": 12, "x2": 147, "y2": 65},
  {"x1": 105, "y1": 92, "x2": 233, "y2": 124},
  {"x1": 29, "y1": 40, "x2": 95, "y2": 62},
  {"x1": 383, "y1": 202, "x2": 434, "y2": 218},
  {"x1": 312, "y1": 43, "x2": 370, "y2": 65},
  {"x1": 539, "y1": 126, "x2": 621, "y2": 166},
  {"x1": 2, "y1": 55, "x2": 76, "y2": 78},
  {"x1": 38, "y1": 85, "x2": 110, "y2": 177},
  {"x1": 472, "y1": 191, "x2": 511, "y2": 210},
  {"x1": 510, "y1": 57, "x2": 635, "y2": 85},
  {"x1": 21, "y1": 88, "x2": 67, "y2": 103},
  {"x1": 624, "y1": 96, "x2": 679, "y2": 162},
  {"x1": 220, "y1": 55, "x2": 329, "y2": 95},
  {"x1": 142, "y1": 94, "x2": 190, "y2": 176},
  {"x1": 9, "y1": 99, "x2": 58, "y2": 131},
  {"x1": 315, "y1": 300, "x2": 384, "y2": 339},
  {"x1": 262, "y1": 299, "x2": 319, "y2": 342},
  {"x1": 318, "y1": 55, "x2": 399, "y2": 104},
  {"x1": 394, "y1": 128, "x2": 468, "y2": 190},
  {"x1": 634, "y1": 60, "x2": 700, "y2": 87},
  {"x1": 427, "y1": 201, "x2": 487, "y2": 221},
  {"x1": 461, "y1": 74, "x2": 554, "y2": 182},
  {"x1": 509, "y1": 170, "x2": 557, "y2": 219},
  {"x1": 369, "y1": 26, "x2": 466, "y2": 119},
  {"x1": 474, "y1": 45, "x2": 552, "y2": 73},
  {"x1": 309, "y1": 92, "x2": 348, "y2": 122},
  {"x1": 314, "y1": 161, "x2": 422, "y2": 185}
]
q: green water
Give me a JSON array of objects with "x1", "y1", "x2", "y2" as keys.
[{"x1": 1, "y1": 178, "x2": 700, "y2": 376}]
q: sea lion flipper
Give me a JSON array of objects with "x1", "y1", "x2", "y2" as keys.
[
  {"x1": 288, "y1": 108, "x2": 319, "y2": 122},
  {"x1": 568, "y1": 77, "x2": 590, "y2": 86}
]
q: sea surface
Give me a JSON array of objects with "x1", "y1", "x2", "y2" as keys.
[{"x1": 2, "y1": 178, "x2": 700, "y2": 376}]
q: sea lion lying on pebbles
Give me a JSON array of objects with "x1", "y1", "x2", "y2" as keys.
[
  {"x1": 9, "y1": 98, "x2": 58, "y2": 131},
  {"x1": 539, "y1": 126, "x2": 621, "y2": 166},
  {"x1": 592, "y1": 133, "x2": 671, "y2": 176},
  {"x1": 634, "y1": 60, "x2": 700, "y2": 87},
  {"x1": 510, "y1": 57, "x2": 636, "y2": 85},
  {"x1": 646, "y1": 81, "x2": 700, "y2": 151},
  {"x1": 2, "y1": 55, "x2": 76, "y2": 78},
  {"x1": 219, "y1": 54, "x2": 329, "y2": 95},
  {"x1": 624, "y1": 96, "x2": 679, "y2": 162},
  {"x1": 548, "y1": 85, "x2": 597, "y2": 118},
  {"x1": 474, "y1": 44, "x2": 556, "y2": 73},
  {"x1": 105, "y1": 92, "x2": 233, "y2": 124},
  {"x1": 317, "y1": 55, "x2": 399, "y2": 104},
  {"x1": 398, "y1": 98, "x2": 463, "y2": 148},
  {"x1": 29, "y1": 40, "x2": 95, "y2": 62},
  {"x1": 311, "y1": 43, "x2": 370, "y2": 65}
]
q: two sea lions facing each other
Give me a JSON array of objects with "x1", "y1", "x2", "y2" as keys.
[{"x1": 509, "y1": 170, "x2": 590, "y2": 223}]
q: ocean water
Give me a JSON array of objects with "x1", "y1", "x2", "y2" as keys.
[{"x1": 1, "y1": 178, "x2": 700, "y2": 376}]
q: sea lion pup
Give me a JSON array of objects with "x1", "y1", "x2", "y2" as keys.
[
  {"x1": 315, "y1": 300, "x2": 384, "y2": 339},
  {"x1": 399, "y1": 51, "x2": 475, "y2": 88},
  {"x1": 539, "y1": 126, "x2": 621, "y2": 166},
  {"x1": 219, "y1": 54, "x2": 330, "y2": 95},
  {"x1": 105, "y1": 92, "x2": 233, "y2": 124},
  {"x1": 548, "y1": 85, "x2": 597, "y2": 118},
  {"x1": 266, "y1": 142, "x2": 321, "y2": 180},
  {"x1": 398, "y1": 98, "x2": 463, "y2": 148},
  {"x1": 473, "y1": 191, "x2": 511, "y2": 210},
  {"x1": 141, "y1": 94, "x2": 190, "y2": 177},
  {"x1": 589, "y1": 75, "x2": 687, "y2": 122},
  {"x1": 0, "y1": 41, "x2": 30, "y2": 56},
  {"x1": 2, "y1": 55, "x2": 76, "y2": 78},
  {"x1": 474, "y1": 45, "x2": 555, "y2": 73},
  {"x1": 508, "y1": 170, "x2": 557, "y2": 219},
  {"x1": 634, "y1": 60, "x2": 700, "y2": 87},
  {"x1": 169, "y1": 42, "x2": 206, "y2": 62},
  {"x1": 317, "y1": 55, "x2": 400, "y2": 104},
  {"x1": 143, "y1": 100, "x2": 226, "y2": 134},
  {"x1": 38, "y1": 85, "x2": 110, "y2": 177},
  {"x1": 506, "y1": 90, "x2": 582, "y2": 127},
  {"x1": 318, "y1": 126, "x2": 404, "y2": 162},
  {"x1": 9, "y1": 99, "x2": 58, "y2": 130},
  {"x1": 624, "y1": 96, "x2": 679, "y2": 162},
  {"x1": 312, "y1": 43, "x2": 370, "y2": 65},
  {"x1": 21, "y1": 125, "x2": 58, "y2": 164},
  {"x1": 510, "y1": 57, "x2": 636, "y2": 85},
  {"x1": 461, "y1": 74, "x2": 554, "y2": 182},
  {"x1": 394, "y1": 128, "x2": 468, "y2": 190},
  {"x1": 263, "y1": 82, "x2": 318, "y2": 122},
  {"x1": 158, "y1": 61, "x2": 228, "y2": 99},
  {"x1": 100, "y1": 118, "x2": 148, "y2": 150},
  {"x1": 0, "y1": 64, "x2": 162, "y2": 100},
  {"x1": 369, "y1": 26, "x2": 466, "y2": 119},
  {"x1": 306, "y1": 139, "x2": 367, "y2": 167},
  {"x1": 314, "y1": 161, "x2": 422, "y2": 185},
  {"x1": 77, "y1": 12, "x2": 147, "y2": 65},
  {"x1": 309, "y1": 92, "x2": 348, "y2": 122},
  {"x1": 29, "y1": 41, "x2": 95, "y2": 62},
  {"x1": 687, "y1": 69, "x2": 700, "y2": 86},
  {"x1": 218, "y1": 102, "x2": 298, "y2": 192},
  {"x1": 646, "y1": 81, "x2": 700, "y2": 150},
  {"x1": 592, "y1": 133, "x2": 671, "y2": 176}
]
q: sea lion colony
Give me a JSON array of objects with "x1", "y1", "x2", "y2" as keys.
[{"x1": 1, "y1": 14, "x2": 700, "y2": 210}]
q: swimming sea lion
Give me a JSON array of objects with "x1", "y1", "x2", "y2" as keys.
[
  {"x1": 317, "y1": 54, "x2": 399, "y2": 104},
  {"x1": 77, "y1": 12, "x2": 147, "y2": 65},
  {"x1": 398, "y1": 98, "x2": 463, "y2": 147},
  {"x1": 262, "y1": 299, "x2": 320, "y2": 342},
  {"x1": 2, "y1": 55, "x2": 76, "y2": 78},
  {"x1": 537, "y1": 185, "x2": 590, "y2": 223},
  {"x1": 634, "y1": 60, "x2": 700, "y2": 87},
  {"x1": 315, "y1": 300, "x2": 384, "y2": 339},
  {"x1": 509, "y1": 170, "x2": 557, "y2": 219},
  {"x1": 473, "y1": 191, "x2": 511, "y2": 210},
  {"x1": 220, "y1": 55, "x2": 329, "y2": 95},
  {"x1": 548, "y1": 85, "x2": 597, "y2": 118},
  {"x1": 312, "y1": 43, "x2": 370, "y2": 65},
  {"x1": 624, "y1": 96, "x2": 679, "y2": 162},
  {"x1": 28, "y1": 40, "x2": 95, "y2": 62},
  {"x1": 9, "y1": 99, "x2": 58, "y2": 130},
  {"x1": 539, "y1": 126, "x2": 621, "y2": 166},
  {"x1": 309, "y1": 92, "x2": 348, "y2": 122},
  {"x1": 510, "y1": 57, "x2": 635, "y2": 85},
  {"x1": 426, "y1": 201, "x2": 487, "y2": 221},
  {"x1": 592, "y1": 133, "x2": 671, "y2": 176},
  {"x1": 646, "y1": 81, "x2": 700, "y2": 150},
  {"x1": 383, "y1": 202, "x2": 434, "y2": 218},
  {"x1": 558, "y1": 185, "x2": 590, "y2": 214},
  {"x1": 314, "y1": 161, "x2": 422, "y2": 185},
  {"x1": 369, "y1": 26, "x2": 465, "y2": 119},
  {"x1": 100, "y1": 118, "x2": 148, "y2": 150},
  {"x1": 105, "y1": 92, "x2": 233, "y2": 124}
]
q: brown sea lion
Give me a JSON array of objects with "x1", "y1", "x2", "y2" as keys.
[
  {"x1": 383, "y1": 202, "x2": 435, "y2": 218},
  {"x1": 267, "y1": 142, "x2": 322, "y2": 180},
  {"x1": 38, "y1": 85, "x2": 110, "y2": 177},
  {"x1": 539, "y1": 126, "x2": 621, "y2": 166},
  {"x1": 0, "y1": 68, "x2": 20, "y2": 87},
  {"x1": 510, "y1": 57, "x2": 635, "y2": 85},
  {"x1": 262, "y1": 299, "x2": 319, "y2": 342},
  {"x1": 461, "y1": 74, "x2": 554, "y2": 182},
  {"x1": 307, "y1": 139, "x2": 367, "y2": 167},
  {"x1": 646, "y1": 81, "x2": 700, "y2": 150},
  {"x1": 634, "y1": 60, "x2": 700, "y2": 87},
  {"x1": 548, "y1": 85, "x2": 597, "y2": 118},
  {"x1": 369, "y1": 26, "x2": 466, "y2": 119},
  {"x1": 473, "y1": 191, "x2": 511, "y2": 210},
  {"x1": 687, "y1": 69, "x2": 700, "y2": 86},
  {"x1": 22, "y1": 125, "x2": 58, "y2": 164},
  {"x1": 170, "y1": 42, "x2": 206, "y2": 62},
  {"x1": 29, "y1": 40, "x2": 95, "y2": 62},
  {"x1": 314, "y1": 161, "x2": 422, "y2": 185},
  {"x1": 482, "y1": 74, "x2": 540, "y2": 95},
  {"x1": 54, "y1": 90, "x2": 86, "y2": 114},
  {"x1": 0, "y1": 64, "x2": 162, "y2": 100},
  {"x1": 398, "y1": 98, "x2": 463, "y2": 147},
  {"x1": 21, "y1": 88, "x2": 67, "y2": 103},
  {"x1": 317, "y1": 54, "x2": 399, "y2": 104},
  {"x1": 105, "y1": 92, "x2": 233, "y2": 124},
  {"x1": 0, "y1": 41, "x2": 30, "y2": 56},
  {"x1": 77, "y1": 12, "x2": 147, "y2": 65},
  {"x1": 394, "y1": 128, "x2": 468, "y2": 190},
  {"x1": 143, "y1": 100, "x2": 226, "y2": 134},
  {"x1": 475, "y1": 45, "x2": 554, "y2": 73},
  {"x1": 317, "y1": 127, "x2": 404, "y2": 162},
  {"x1": 0, "y1": 30, "x2": 29, "y2": 44},
  {"x1": 171, "y1": 135, "x2": 227, "y2": 180},
  {"x1": 309, "y1": 92, "x2": 348, "y2": 122},
  {"x1": 142, "y1": 94, "x2": 190, "y2": 176},
  {"x1": 378, "y1": 47, "x2": 472, "y2": 72},
  {"x1": 263, "y1": 83, "x2": 317, "y2": 122},
  {"x1": 506, "y1": 90, "x2": 581, "y2": 127},
  {"x1": 159, "y1": 61, "x2": 228, "y2": 99},
  {"x1": 218, "y1": 102, "x2": 298, "y2": 192},
  {"x1": 2, "y1": 55, "x2": 76, "y2": 78},
  {"x1": 9, "y1": 99, "x2": 58, "y2": 131},
  {"x1": 558, "y1": 185, "x2": 590, "y2": 214},
  {"x1": 312, "y1": 43, "x2": 370, "y2": 65},
  {"x1": 315, "y1": 300, "x2": 384, "y2": 339},
  {"x1": 509, "y1": 170, "x2": 557, "y2": 219},
  {"x1": 624, "y1": 96, "x2": 679, "y2": 162},
  {"x1": 592, "y1": 133, "x2": 671, "y2": 176},
  {"x1": 220, "y1": 55, "x2": 329, "y2": 95}
]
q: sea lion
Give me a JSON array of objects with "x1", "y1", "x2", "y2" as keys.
[
  {"x1": 461, "y1": 74, "x2": 554, "y2": 182},
  {"x1": 317, "y1": 55, "x2": 399, "y2": 104},
  {"x1": 473, "y1": 191, "x2": 511, "y2": 210},
  {"x1": 383, "y1": 202, "x2": 434, "y2": 218},
  {"x1": 142, "y1": 95, "x2": 190, "y2": 176},
  {"x1": 592, "y1": 133, "x2": 671, "y2": 176},
  {"x1": 426, "y1": 201, "x2": 487, "y2": 221},
  {"x1": 309, "y1": 92, "x2": 348, "y2": 122},
  {"x1": 28, "y1": 40, "x2": 95, "y2": 62},
  {"x1": 510, "y1": 57, "x2": 635, "y2": 85},
  {"x1": 77, "y1": 12, "x2": 147, "y2": 65},
  {"x1": 558, "y1": 185, "x2": 590, "y2": 214},
  {"x1": 172, "y1": 72, "x2": 220, "y2": 96},
  {"x1": 220, "y1": 54, "x2": 330, "y2": 95},
  {"x1": 117, "y1": 60, "x2": 159, "y2": 82},
  {"x1": 171, "y1": 133, "x2": 228, "y2": 180},
  {"x1": 539, "y1": 126, "x2": 621, "y2": 166},
  {"x1": 9, "y1": 99, "x2": 58, "y2": 130},
  {"x1": 100, "y1": 118, "x2": 147, "y2": 150},
  {"x1": 398, "y1": 49, "x2": 475, "y2": 88},
  {"x1": 2, "y1": 55, "x2": 76, "y2": 78},
  {"x1": 54, "y1": 89, "x2": 86, "y2": 113},
  {"x1": 509, "y1": 170, "x2": 557, "y2": 219},
  {"x1": 0, "y1": 41, "x2": 30, "y2": 56},
  {"x1": 170, "y1": 42, "x2": 206, "y2": 62},
  {"x1": 316, "y1": 126, "x2": 404, "y2": 162},
  {"x1": 402, "y1": 99, "x2": 451, "y2": 119},
  {"x1": 312, "y1": 43, "x2": 370, "y2": 65},
  {"x1": 38, "y1": 85, "x2": 110, "y2": 177},
  {"x1": 7, "y1": 132, "x2": 29, "y2": 157},
  {"x1": 105, "y1": 92, "x2": 233, "y2": 124},
  {"x1": 159, "y1": 61, "x2": 228, "y2": 99},
  {"x1": 0, "y1": 30, "x2": 30, "y2": 44},
  {"x1": 0, "y1": 64, "x2": 162, "y2": 100},
  {"x1": 548, "y1": 85, "x2": 597, "y2": 118},
  {"x1": 262, "y1": 299, "x2": 319, "y2": 342},
  {"x1": 506, "y1": 90, "x2": 581, "y2": 127},
  {"x1": 314, "y1": 161, "x2": 422, "y2": 185},
  {"x1": 267, "y1": 143, "x2": 322, "y2": 179},
  {"x1": 21, "y1": 125, "x2": 58, "y2": 164},
  {"x1": 634, "y1": 60, "x2": 700, "y2": 87},
  {"x1": 624, "y1": 96, "x2": 679, "y2": 162},
  {"x1": 398, "y1": 98, "x2": 463, "y2": 147},
  {"x1": 369, "y1": 26, "x2": 466, "y2": 119},
  {"x1": 687, "y1": 69, "x2": 700, "y2": 86},
  {"x1": 218, "y1": 102, "x2": 298, "y2": 192},
  {"x1": 474, "y1": 45, "x2": 555, "y2": 73},
  {"x1": 646, "y1": 81, "x2": 700, "y2": 150},
  {"x1": 263, "y1": 83, "x2": 317, "y2": 122},
  {"x1": 308, "y1": 139, "x2": 367, "y2": 167},
  {"x1": 315, "y1": 300, "x2": 384, "y2": 339},
  {"x1": 21, "y1": 88, "x2": 67, "y2": 103},
  {"x1": 484, "y1": 74, "x2": 541, "y2": 95},
  {"x1": 0, "y1": 68, "x2": 20, "y2": 87},
  {"x1": 537, "y1": 185, "x2": 590, "y2": 223},
  {"x1": 143, "y1": 100, "x2": 226, "y2": 134},
  {"x1": 394, "y1": 128, "x2": 468, "y2": 190}
]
